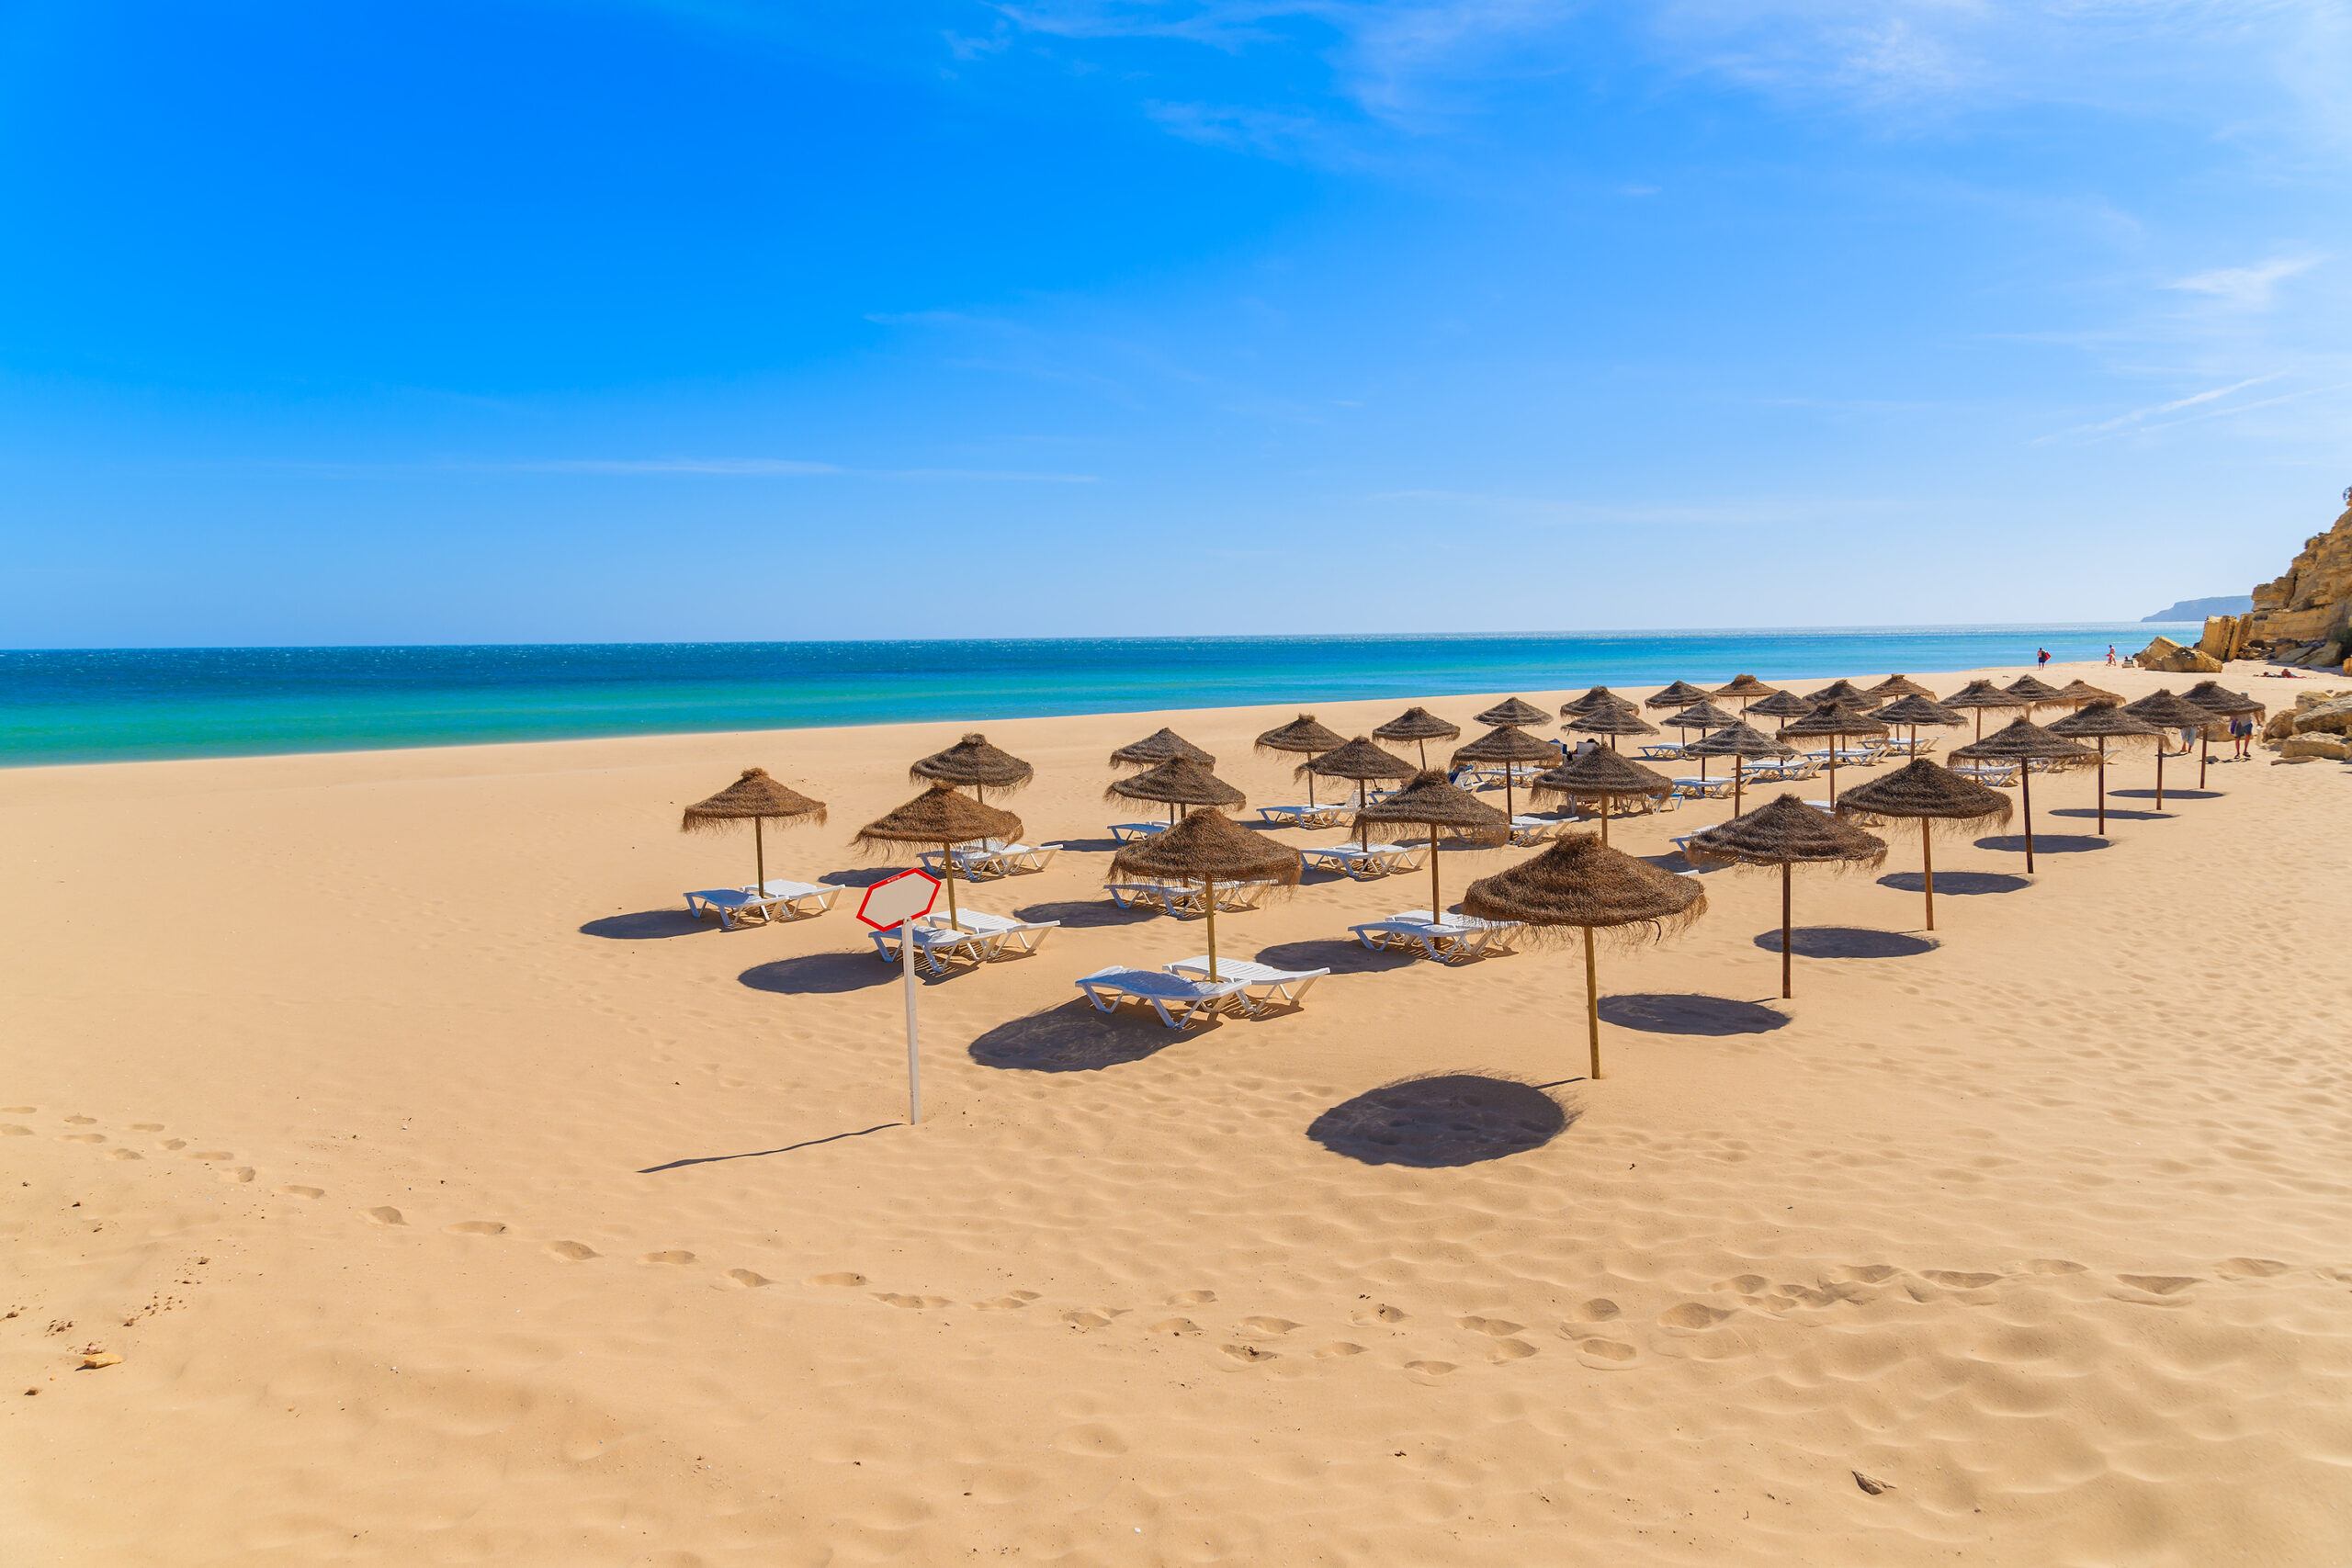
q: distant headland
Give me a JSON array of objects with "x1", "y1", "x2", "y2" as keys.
[{"x1": 2143, "y1": 595, "x2": 2253, "y2": 622}]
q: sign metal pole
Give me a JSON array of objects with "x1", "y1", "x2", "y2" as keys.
[{"x1": 901, "y1": 917, "x2": 921, "y2": 1124}]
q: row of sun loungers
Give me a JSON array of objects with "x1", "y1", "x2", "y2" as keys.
[
  {"x1": 1074, "y1": 956, "x2": 1333, "y2": 1028},
  {"x1": 1103, "y1": 879, "x2": 1281, "y2": 914},
  {"x1": 868, "y1": 909, "x2": 1062, "y2": 975},
  {"x1": 915, "y1": 838, "x2": 1059, "y2": 879},
  {"x1": 684, "y1": 879, "x2": 845, "y2": 930},
  {"x1": 1349, "y1": 909, "x2": 1523, "y2": 964}
]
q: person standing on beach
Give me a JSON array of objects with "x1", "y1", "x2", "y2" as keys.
[
  {"x1": 2037, "y1": 648, "x2": 2052, "y2": 667},
  {"x1": 2230, "y1": 713, "x2": 2255, "y2": 759},
  {"x1": 2106, "y1": 645, "x2": 2117, "y2": 666}
]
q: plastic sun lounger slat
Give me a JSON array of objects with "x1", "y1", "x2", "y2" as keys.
[
  {"x1": 744, "y1": 880, "x2": 843, "y2": 919},
  {"x1": 1349, "y1": 910, "x2": 1522, "y2": 964},
  {"x1": 1299, "y1": 843, "x2": 1424, "y2": 878},
  {"x1": 927, "y1": 910, "x2": 1061, "y2": 955},
  {"x1": 1256, "y1": 804, "x2": 1355, "y2": 829},
  {"x1": 867, "y1": 921, "x2": 1007, "y2": 976},
  {"x1": 1073, "y1": 966, "x2": 1253, "y2": 1028},
  {"x1": 684, "y1": 888, "x2": 789, "y2": 930},
  {"x1": 1107, "y1": 822, "x2": 1170, "y2": 842},
  {"x1": 1102, "y1": 880, "x2": 1273, "y2": 915},
  {"x1": 1161, "y1": 957, "x2": 1330, "y2": 1011}
]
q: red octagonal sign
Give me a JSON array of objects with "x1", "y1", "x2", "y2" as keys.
[{"x1": 856, "y1": 868, "x2": 942, "y2": 930}]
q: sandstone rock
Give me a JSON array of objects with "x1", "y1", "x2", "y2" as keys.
[
  {"x1": 2245, "y1": 503, "x2": 2352, "y2": 648},
  {"x1": 2279, "y1": 734, "x2": 2352, "y2": 760},
  {"x1": 78, "y1": 1350, "x2": 122, "y2": 1370},
  {"x1": 2290, "y1": 695, "x2": 2352, "y2": 736},
  {"x1": 2132, "y1": 636, "x2": 2224, "y2": 674},
  {"x1": 2265, "y1": 712, "x2": 2297, "y2": 740},
  {"x1": 2198, "y1": 615, "x2": 2236, "y2": 659}
]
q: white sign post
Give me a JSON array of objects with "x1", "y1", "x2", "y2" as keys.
[{"x1": 856, "y1": 870, "x2": 943, "y2": 1124}]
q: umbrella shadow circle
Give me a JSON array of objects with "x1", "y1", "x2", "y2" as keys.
[
  {"x1": 580, "y1": 910, "x2": 707, "y2": 940},
  {"x1": 1597, "y1": 993, "x2": 1789, "y2": 1036},
  {"x1": 967, "y1": 1000, "x2": 1184, "y2": 1072},
  {"x1": 1878, "y1": 871, "x2": 2029, "y2": 896},
  {"x1": 739, "y1": 953, "x2": 899, "y2": 995},
  {"x1": 1754, "y1": 926, "x2": 1938, "y2": 959},
  {"x1": 2049, "y1": 807, "x2": 2173, "y2": 822},
  {"x1": 1307, "y1": 1074, "x2": 1576, "y2": 1168},
  {"x1": 2110, "y1": 787, "x2": 2220, "y2": 800},
  {"x1": 1973, "y1": 834, "x2": 2111, "y2": 854}
]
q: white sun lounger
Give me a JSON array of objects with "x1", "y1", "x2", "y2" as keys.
[
  {"x1": 925, "y1": 909, "x2": 1060, "y2": 954},
  {"x1": 1299, "y1": 842, "x2": 1425, "y2": 878},
  {"x1": 918, "y1": 840, "x2": 1060, "y2": 879},
  {"x1": 684, "y1": 887, "x2": 789, "y2": 930},
  {"x1": 1107, "y1": 821, "x2": 1170, "y2": 842},
  {"x1": 868, "y1": 919, "x2": 1006, "y2": 976},
  {"x1": 1102, "y1": 879, "x2": 1276, "y2": 915},
  {"x1": 1074, "y1": 966, "x2": 1253, "y2": 1028},
  {"x1": 744, "y1": 879, "x2": 843, "y2": 919},
  {"x1": 1349, "y1": 910, "x2": 1522, "y2": 963},
  {"x1": 1255, "y1": 803, "x2": 1355, "y2": 829},
  {"x1": 1951, "y1": 761, "x2": 2020, "y2": 786},
  {"x1": 1636, "y1": 742, "x2": 1687, "y2": 761},
  {"x1": 1672, "y1": 775, "x2": 1735, "y2": 799},
  {"x1": 1510, "y1": 814, "x2": 1568, "y2": 844},
  {"x1": 1163, "y1": 956, "x2": 1330, "y2": 1011}
]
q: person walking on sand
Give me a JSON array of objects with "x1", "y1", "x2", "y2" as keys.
[
  {"x1": 2037, "y1": 648, "x2": 2052, "y2": 668},
  {"x1": 2106, "y1": 645, "x2": 2117, "y2": 667},
  {"x1": 2230, "y1": 712, "x2": 2256, "y2": 760}
]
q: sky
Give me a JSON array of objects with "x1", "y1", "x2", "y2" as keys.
[{"x1": 3, "y1": 0, "x2": 2348, "y2": 647}]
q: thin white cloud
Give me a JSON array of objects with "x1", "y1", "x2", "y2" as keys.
[
  {"x1": 1369, "y1": 487, "x2": 1894, "y2": 525},
  {"x1": 2033, "y1": 374, "x2": 2281, "y2": 443},
  {"x1": 2165, "y1": 256, "x2": 2318, "y2": 310}
]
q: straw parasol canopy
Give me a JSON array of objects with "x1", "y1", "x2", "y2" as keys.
[
  {"x1": 1683, "y1": 795, "x2": 1888, "y2": 999},
  {"x1": 1564, "y1": 704, "x2": 1660, "y2": 751},
  {"x1": 1560, "y1": 686, "x2": 1637, "y2": 721},
  {"x1": 856, "y1": 784, "x2": 1023, "y2": 926},
  {"x1": 1372, "y1": 705, "x2": 1463, "y2": 768},
  {"x1": 1803, "y1": 679, "x2": 1876, "y2": 709},
  {"x1": 1474, "y1": 696, "x2": 1552, "y2": 728},
  {"x1": 1461, "y1": 833, "x2": 1706, "y2": 1080},
  {"x1": 1527, "y1": 747, "x2": 1675, "y2": 845},
  {"x1": 1645, "y1": 680, "x2": 1713, "y2": 711},
  {"x1": 909, "y1": 733, "x2": 1033, "y2": 802},
  {"x1": 2183, "y1": 680, "x2": 2267, "y2": 787},
  {"x1": 1871, "y1": 693, "x2": 1964, "y2": 759},
  {"x1": 1746, "y1": 689, "x2": 1813, "y2": 724},
  {"x1": 1451, "y1": 726, "x2": 1563, "y2": 820},
  {"x1": 1304, "y1": 736, "x2": 1421, "y2": 846},
  {"x1": 2047, "y1": 701, "x2": 2161, "y2": 835},
  {"x1": 1659, "y1": 696, "x2": 1736, "y2": 781},
  {"x1": 1712, "y1": 674, "x2": 1780, "y2": 711},
  {"x1": 1255, "y1": 714, "x2": 1349, "y2": 807},
  {"x1": 1355, "y1": 770, "x2": 1511, "y2": 926},
  {"x1": 2052, "y1": 679, "x2": 2120, "y2": 709},
  {"x1": 1941, "y1": 678, "x2": 2027, "y2": 740},
  {"x1": 1834, "y1": 761, "x2": 2011, "y2": 930},
  {"x1": 1109, "y1": 728, "x2": 1214, "y2": 771},
  {"x1": 1684, "y1": 720, "x2": 1796, "y2": 815},
  {"x1": 1864, "y1": 674, "x2": 1937, "y2": 703},
  {"x1": 1775, "y1": 701, "x2": 1889, "y2": 805},
  {"x1": 1951, "y1": 717, "x2": 2095, "y2": 872},
  {"x1": 2004, "y1": 674, "x2": 2065, "y2": 708},
  {"x1": 1105, "y1": 756, "x2": 1247, "y2": 825},
  {"x1": 2124, "y1": 689, "x2": 2226, "y2": 807},
  {"x1": 680, "y1": 767, "x2": 829, "y2": 891},
  {"x1": 1107, "y1": 807, "x2": 1301, "y2": 982}
]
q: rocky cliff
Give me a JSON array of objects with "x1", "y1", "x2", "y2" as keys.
[{"x1": 2189, "y1": 500, "x2": 2352, "y2": 671}]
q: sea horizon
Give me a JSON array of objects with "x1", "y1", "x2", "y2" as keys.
[{"x1": 2, "y1": 622, "x2": 2190, "y2": 768}]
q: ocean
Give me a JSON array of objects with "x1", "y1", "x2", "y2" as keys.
[{"x1": 0, "y1": 625, "x2": 2180, "y2": 767}]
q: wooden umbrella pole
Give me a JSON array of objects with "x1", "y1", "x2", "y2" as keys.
[
  {"x1": 1734, "y1": 757, "x2": 1745, "y2": 817},
  {"x1": 1920, "y1": 820, "x2": 1935, "y2": 931},
  {"x1": 1204, "y1": 876, "x2": 1218, "y2": 982},
  {"x1": 2021, "y1": 769, "x2": 2036, "y2": 874},
  {"x1": 2155, "y1": 749, "x2": 2166, "y2": 811},
  {"x1": 1429, "y1": 822, "x2": 1442, "y2": 920},
  {"x1": 1599, "y1": 795, "x2": 1609, "y2": 845},
  {"x1": 1582, "y1": 926, "x2": 1602, "y2": 1080},
  {"x1": 1359, "y1": 782, "x2": 1369, "y2": 850},
  {"x1": 2199, "y1": 731, "x2": 2210, "y2": 791},
  {"x1": 2096, "y1": 745, "x2": 2107, "y2": 837},
  {"x1": 753, "y1": 817, "x2": 765, "y2": 891},
  {"x1": 1780, "y1": 861, "x2": 1792, "y2": 999}
]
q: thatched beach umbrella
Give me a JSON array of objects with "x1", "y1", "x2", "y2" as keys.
[
  {"x1": 1107, "y1": 756, "x2": 1247, "y2": 827},
  {"x1": 2004, "y1": 674, "x2": 2065, "y2": 709},
  {"x1": 1746, "y1": 689, "x2": 1813, "y2": 726},
  {"x1": 1712, "y1": 674, "x2": 1779, "y2": 713},
  {"x1": 1527, "y1": 748, "x2": 1675, "y2": 845},
  {"x1": 1110, "y1": 728, "x2": 1215, "y2": 771},
  {"x1": 1942, "y1": 679, "x2": 2026, "y2": 741},
  {"x1": 681, "y1": 768, "x2": 828, "y2": 892},
  {"x1": 1950, "y1": 718, "x2": 2095, "y2": 873},
  {"x1": 910, "y1": 733, "x2": 1033, "y2": 804},
  {"x1": 2047, "y1": 701, "x2": 2161, "y2": 835},
  {"x1": 1451, "y1": 726, "x2": 1561, "y2": 819},
  {"x1": 1303, "y1": 737, "x2": 1420, "y2": 848},
  {"x1": 1461, "y1": 833, "x2": 1705, "y2": 1080},
  {"x1": 1565, "y1": 704, "x2": 1659, "y2": 753},
  {"x1": 1683, "y1": 795, "x2": 1887, "y2": 999},
  {"x1": 1107, "y1": 807, "x2": 1300, "y2": 982},
  {"x1": 2183, "y1": 682, "x2": 2267, "y2": 788},
  {"x1": 2052, "y1": 679, "x2": 2120, "y2": 710},
  {"x1": 1256, "y1": 714, "x2": 1348, "y2": 807},
  {"x1": 1864, "y1": 674, "x2": 1937, "y2": 704},
  {"x1": 1684, "y1": 721, "x2": 1796, "y2": 816},
  {"x1": 2122, "y1": 690, "x2": 2223, "y2": 809},
  {"x1": 856, "y1": 784, "x2": 1022, "y2": 928},
  {"x1": 1474, "y1": 696, "x2": 1553, "y2": 728},
  {"x1": 1834, "y1": 761, "x2": 2011, "y2": 930},
  {"x1": 1560, "y1": 686, "x2": 1637, "y2": 722},
  {"x1": 1645, "y1": 680, "x2": 1713, "y2": 711},
  {"x1": 1775, "y1": 701, "x2": 1889, "y2": 806},
  {"x1": 1871, "y1": 692, "x2": 1964, "y2": 759},
  {"x1": 1356, "y1": 770, "x2": 1511, "y2": 924},
  {"x1": 1662, "y1": 697, "x2": 1736, "y2": 780},
  {"x1": 1803, "y1": 679, "x2": 1876, "y2": 710},
  {"x1": 1373, "y1": 705, "x2": 1462, "y2": 769}
]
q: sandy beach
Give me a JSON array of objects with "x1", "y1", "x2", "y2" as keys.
[{"x1": 6, "y1": 656, "x2": 2352, "y2": 1567}]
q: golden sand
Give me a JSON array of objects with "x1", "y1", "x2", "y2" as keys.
[{"x1": 5, "y1": 659, "x2": 2351, "y2": 1566}]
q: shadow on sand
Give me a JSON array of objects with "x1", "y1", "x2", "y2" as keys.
[
  {"x1": 739, "y1": 952, "x2": 899, "y2": 995},
  {"x1": 1597, "y1": 992, "x2": 1788, "y2": 1036},
  {"x1": 2050, "y1": 807, "x2": 2172, "y2": 822},
  {"x1": 967, "y1": 999, "x2": 1187, "y2": 1072},
  {"x1": 638, "y1": 1123, "x2": 898, "y2": 1173},
  {"x1": 1973, "y1": 833, "x2": 2110, "y2": 855},
  {"x1": 1012, "y1": 898, "x2": 1160, "y2": 931},
  {"x1": 1252, "y1": 938, "x2": 1405, "y2": 976},
  {"x1": 580, "y1": 909, "x2": 708, "y2": 940},
  {"x1": 1878, "y1": 870, "x2": 2029, "y2": 897},
  {"x1": 1307, "y1": 1074, "x2": 1575, "y2": 1168},
  {"x1": 2111, "y1": 787, "x2": 2220, "y2": 801},
  {"x1": 1754, "y1": 926, "x2": 1938, "y2": 959}
]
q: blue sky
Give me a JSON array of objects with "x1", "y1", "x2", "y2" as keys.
[{"x1": 3, "y1": 0, "x2": 2347, "y2": 646}]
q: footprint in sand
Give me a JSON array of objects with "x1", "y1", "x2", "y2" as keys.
[
  {"x1": 2118, "y1": 1274, "x2": 2200, "y2": 1295},
  {"x1": 1838, "y1": 1265, "x2": 1902, "y2": 1284},
  {"x1": 59, "y1": 1134, "x2": 105, "y2": 1144},
  {"x1": 1238, "y1": 1316, "x2": 1302, "y2": 1338},
  {"x1": 1148, "y1": 1317, "x2": 1200, "y2": 1337},
  {"x1": 2029, "y1": 1259, "x2": 2087, "y2": 1275},
  {"x1": 1487, "y1": 1338, "x2": 1539, "y2": 1362},
  {"x1": 720, "y1": 1269, "x2": 773, "y2": 1289},
  {"x1": 1456, "y1": 1316, "x2": 1524, "y2": 1337},
  {"x1": 107, "y1": 1150, "x2": 142, "y2": 1161},
  {"x1": 808, "y1": 1272, "x2": 866, "y2": 1287},
  {"x1": 445, "y1": 1221, "x2": 507, "y2": 1235},
  {"x1": 218, "y1": 1168, "x2": 254, "y2": 1184},
  {"x1": 1573, "y1": 1338, "x2": 1640, "y2": 1368},
  {"x1": 2216, "y1": 1258, "x2": 2290, "y2": 1279},
  {"x1": 1351, "y1": 1303, "x2": 1407, "y2": 1325},
  {"x1": 1712, "y1": 1276, "x2": 1770, "y2": 1296},
  {"x1": 365, "y1": 1207, "x2": 405, "y2": 1226},
  {"x1": 976, "y1": 1292, "x2": 1041, "y2": 1310},
  {"x1": 2, "y1": 1107, "x2": 34, "y2": 1114},
  {"x1": 1313, "y1": 1342, "x2": 1365, "y2": 1359},
  {"x1": 1658, "y1": 1303, "x2": 1738, "y2": 1329},
  {"x1": 155, "y1": 1140, "x2": 185, "y2": 1151},
  {"x1": 1221, "y1": 1344, "x2": 1279, "y2": 1365},
  {"x1": 0, "y1": 1126, "x2": 28, "y2": 1138},
  {"x1": 547, "y1": 1241, "x2": 598, "y2": 1261},
  {"x1": 1402, "y1": 1359, "x2": 1455, "y2": 1376},
  {"x1": 128, "y1": 1124, "x2": 164, "y2": 1133},
  {"x1": 1062, "y1": 1310, "x2": 1113, "y2": 1331},
  {"x1": 274, "y1": 1186, "x2": 323, "y2": 1200},
  {"x1": 62, "y1": 1115, "x2": 96, "y2": 1125},
  {"x1": 1167, "y1": 1290, "x2": 1216, "y2": 1306},
  {"x1": 1922, "y1": 1270, "x2": 2003, "y2": 1289},
  {"x1": 640, "y1": 1251, "x2": 695, "y2": 1265},
  {"x1": 186, "y1": 1151, "x2": 233, "y2": 1162},
  {"x1": 874, "y1": 1292, "x2": 951, "y2": 1309}
]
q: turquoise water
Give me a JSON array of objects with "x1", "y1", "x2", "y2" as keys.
[{"x1": 0, "y1": 626, "x2": 2177, "y2": 767}]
